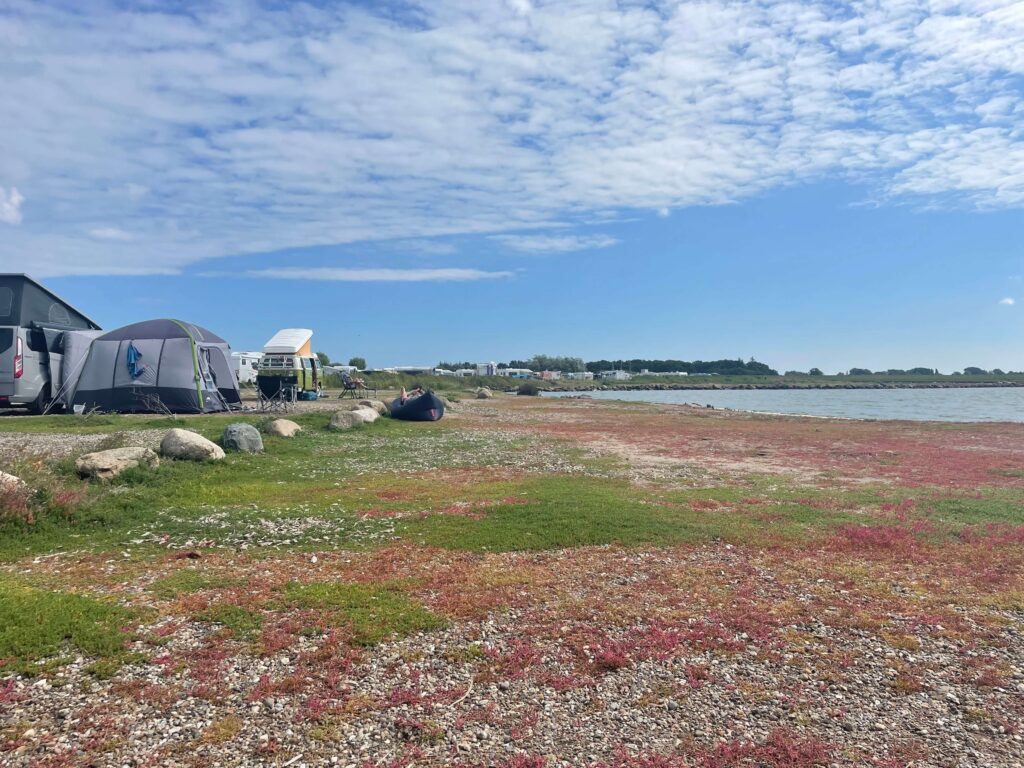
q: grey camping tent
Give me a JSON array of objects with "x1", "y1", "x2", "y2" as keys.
[
  {"x1": 58, "y1": 329, "x2": 104, "y2": 409},
  {"x1": 70, "y1": 319, "x2": 241, "y2": 413}
]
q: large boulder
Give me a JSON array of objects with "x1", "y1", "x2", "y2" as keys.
[
  {"x1": 358, "y1": 399, "x2": 389, "y2": 415},
  {"x1": 76, "y1": 447, "x2": 159, "y2": 480},
  {"x1": 329, "y1": 408, "x2": 379, "y2": 430},
  {"x1": 352, "y1": 407, "x2": 379, "y2": 424},
  {"x1": 159, "y1": 429, "x2": 226, "y2": 461},
  {"x1": 336, "y1": 402, "x2": 364, "y2": 411},
  {"x1": 329, "y1": 411, "x2": 362, "y2": 431},
  {"x1": 476, "y1": 387, "x2": 493, "y2": 399},
  {"x1": 265, "y1": 419, "x2": 302, "y2": 438},
  {"x1": 222, "y1": 423, "x2": 264, "y2": 453}
]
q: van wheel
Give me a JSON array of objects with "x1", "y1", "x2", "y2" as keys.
[{"x1": 28, "y1": 386, "x2": 52, "y2": 415}]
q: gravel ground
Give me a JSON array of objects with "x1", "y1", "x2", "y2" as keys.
[
  {"x1": 0, "y1": 429, "x2": 163, "y2": 462},
  {"x1": 2, "y1": 398, "x2": 1023, "y2": 767},
  {"x1": 4, "y1": 546, "x2": 1024, "y2": 767}
]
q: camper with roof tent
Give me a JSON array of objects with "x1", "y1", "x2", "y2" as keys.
[
  {"x1": 0, "y1": 274, "x2": 102, "y2": 413},
  {"x1": 256, "y1": 328, "x2": 323, "y2": 401}
]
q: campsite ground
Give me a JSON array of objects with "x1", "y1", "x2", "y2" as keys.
[{"x1": 1, "y1": 395, "x2": 1023, "y2": 767}]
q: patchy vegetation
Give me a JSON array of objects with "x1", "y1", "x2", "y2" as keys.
[
  {"x1": 0, "y1": 398, "x2": 1022, "y2": 766},
  {"x1": 0, "y1": 578, "x2": 135, "y2": 675}
]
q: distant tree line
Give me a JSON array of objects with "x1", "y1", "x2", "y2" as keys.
[
  {"x1": 426, "y1": 357, "x2": 1020, "y2": 377},
  {"x1": 584, "y1": 358, "x2": 778, "y2": 376},
  {"x1": 437, "y1": 361, "x2": 477, "y2": 371}
]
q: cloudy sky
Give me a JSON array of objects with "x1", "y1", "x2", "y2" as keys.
[{"x1": 1, "y1": 0, "x2": 1021, "y2": 370}]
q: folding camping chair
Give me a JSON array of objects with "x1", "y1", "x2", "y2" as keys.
[
  {"x1": 257, "y1": 380, "x2": 297, "y2": 412},
  {"x1": 339, "y1": 372, "x2": 366, "y2": 399}
]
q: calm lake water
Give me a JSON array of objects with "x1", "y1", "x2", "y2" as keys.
[{"x1": 544, "y1": 387, "x2": 1024, "y2": 422}]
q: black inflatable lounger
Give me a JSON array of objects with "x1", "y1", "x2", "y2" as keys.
[{"x1": 389, "y1": 390, "x2": 445, "y2": 421}]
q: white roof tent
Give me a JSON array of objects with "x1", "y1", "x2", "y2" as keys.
[{"x1": 262, "y1": 328, "x2": 313, "y2": 355}]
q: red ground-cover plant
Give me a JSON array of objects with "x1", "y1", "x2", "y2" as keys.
[
  {"x1": 959, "y1": 523, "x2": 1024, "y2": 546},
  {"x1": 697, "y1": 728, "x2": 833, "y2": 768},
  {"x1": 591, "y1": 639, "x2": 632, "y2": 671},
  {"x1": 0, "y1": 482, "x2": 33, "y2": 524},
  {"x1": 829, "y1": 523, "x2": 922, "y2": 552},
  {"x1": 496, "y1": 398, "x2": 1024, "y2": 488},
  {"x1": 484, "y1": 639, "x2": 546, "y2": 679},
  {"x1": 0, "y1": 678, "x2": 22, "y2": 704}
]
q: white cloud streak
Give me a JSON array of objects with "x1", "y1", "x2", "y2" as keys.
[
  {"x1": 88, "y1": 227, "x2": 133, "y2": 241},
  {"x1": 0, "y1": 186, "x2": 24, "y2": 225},
  {"x1": 236, "y1": 267, "x2": 514, "y2": 282},
  {"x1": 490, "y1": 233, "x2": 619, "y2": 253},
  {"x1": 1, "y1": 1, "x2": 1023, "y2": 275},
  {"x1": 999, "y1": 297, "x2": 1016, "y2": 305}
]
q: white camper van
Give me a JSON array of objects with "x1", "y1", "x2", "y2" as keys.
[{"x1": 231, "y1": 351, "x2": 262, "y2": 385}]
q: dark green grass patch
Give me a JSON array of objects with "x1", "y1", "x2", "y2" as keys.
[
  {"x1": 194, "y1": 604, "x2": 264, "y2": 639},
  {"x1": 149, "y1": 569, "x2": 239, "y2": 599},
  {"x1": 399, "y1": 477, "x2": 901, "y2": 553},
  {"x1": 918, "y1": 494, "x2": 1024, "y2": 526},
  {"x1": 280, "y1": 582, "x2": 444, "y2": 645},
  {"x1": 0, "y1": 579, "x2": 135, "y2": 674}
]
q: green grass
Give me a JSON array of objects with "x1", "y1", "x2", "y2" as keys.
[
  {"x1": 399, "y1": 476, "x2": 866, "y2": 552},
  {"x1": 195, "y1": 604, "x2": 264, "y2": 639},
  {"x1": 2, "y1": 407, "x2": 1021, "y2": 562},
  {"x1": 0, "y1": 578, "x2": 135, "y2": 674},
  {"x1": 149, "y1": 569, "x2": 239, "y2": 599},
  {"x1": 918, "y1": 494, "x2": 1024, "y2": 526},
  {"x1": 280, "y1": 582, "x2": 444, "y2": 645}
]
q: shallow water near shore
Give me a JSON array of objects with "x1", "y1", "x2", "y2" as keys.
[{"x1": 546, "y1": 386, "x2": 1024, "y2": 422}]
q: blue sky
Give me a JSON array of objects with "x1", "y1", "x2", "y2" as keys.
[{"x1": 1, "y1": 1, "x2": 1021, "y2": 372}]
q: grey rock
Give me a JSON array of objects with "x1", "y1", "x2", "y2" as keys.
[
  {"x1": 222, "y1": 423, "x2": 264, "y2": 453},
  {"x1": 0, "y1": 470, "x2": 24, "y2": 488},
  {"x1": 75, "y1": 446, "x2": 159, "y2": 480},
  {"x1": 358, "y1": 399, "x2": 389, "y2": 415},
  {"x1": 265, "y1": 419, "x2": 302, "y2": 438},
  {"x1": 159, "y1": 429, "x2": 226, "y2": 461},
  {"x1": 329, "y1": 411, "x2": 364, "y2": 431}
]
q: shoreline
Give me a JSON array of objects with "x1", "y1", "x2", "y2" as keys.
[{"x1": 541, "y1": 380, "x2": 1024, "y2": 392}]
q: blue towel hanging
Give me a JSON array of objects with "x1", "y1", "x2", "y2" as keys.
[{"x1": 126, "y1": 342, "x2": 145, "y2": 378}]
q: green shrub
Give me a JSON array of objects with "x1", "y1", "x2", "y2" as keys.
[{"x1": 517, "y1": 381, "x2": 540, "y2": 396}]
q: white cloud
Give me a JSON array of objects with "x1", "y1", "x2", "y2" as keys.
[
  {"x1": 88, "y1": 227, "x2": 133, "y2": 241},
  {"x1": 999, "y1": 297, "x2": 1016, "y2": 305},
  {"x1": 491, "y1": 233, "x2": 619, "y2": 253},
  {"x1": 1, "y1": 2, "x2": 1024, "y2": 275},
  {"x1": 395, "y1": 239, "x2": 458, "y2": 256},
  {"x1": 236, "y1": 267, "x2": 514, "y2": 282},
  {"x1": 0, "y1": 186, "x2": 24, "y2": 225}
]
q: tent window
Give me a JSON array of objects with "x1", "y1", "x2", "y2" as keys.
[
  {"x1": 0, "y1": 287, "x2": 12, "y2": 320},
  {"x1": 48, "y1": 302, "x2": 71, "y2": 324}
]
